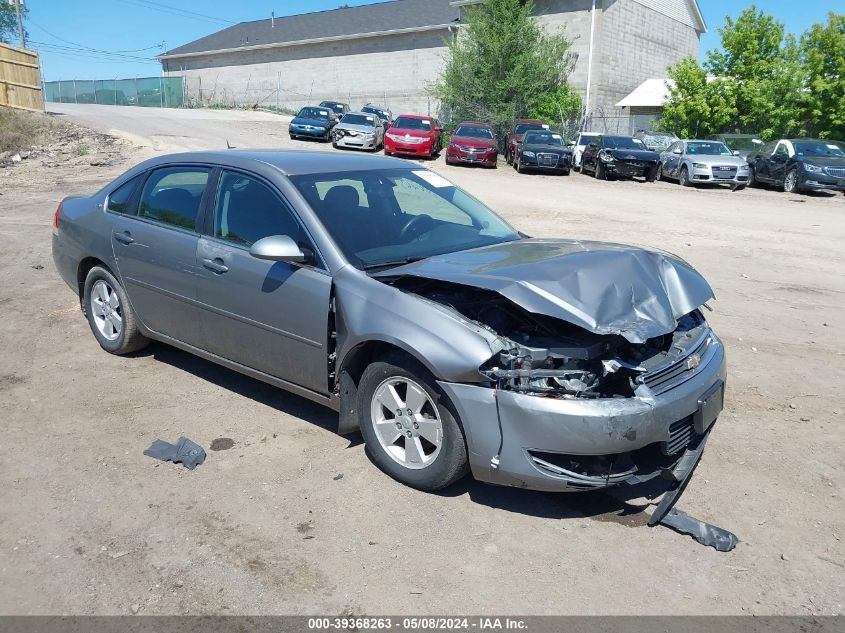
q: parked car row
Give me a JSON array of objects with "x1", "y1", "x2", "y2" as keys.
[{"x1": 290, "y1": 106, "x2": 845, "y2": 195}]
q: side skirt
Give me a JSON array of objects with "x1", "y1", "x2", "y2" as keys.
[{"x1": 142, "y1": 328, "x2": 340, "y2": 413}]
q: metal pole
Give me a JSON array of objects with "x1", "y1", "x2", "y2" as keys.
[
  {"x1": 584, "y1": 0, "x2": 597, "y2": 131},
  {"x1": 14, "y1": 0, "x2": 25, "y2": 48}
]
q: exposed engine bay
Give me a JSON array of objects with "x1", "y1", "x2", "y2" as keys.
[{"x1": 390, "y1": 277, "x2": 709, "y2": 399}]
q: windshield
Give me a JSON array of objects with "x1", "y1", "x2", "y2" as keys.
[
  {"x1": 723, "y1": 136, "x2": 762, "y2": 151},
  {"x1": 794, "y1": 142, "x2": 845, "y2": 158},
  {"x1": 455, "y1": 126, "x2": 494, "y2": 140},
  {"x1": 341, "y1": 114, "x2": 377, "y2": 127},
  {"x1": 686, "y1": 142, "x2": 733, "y2": 156},
  {"x1": 297, "y1": 107, "x2": 330, "y2": 120},
  {"x1": 392, "y1": 117, "x2": 432, "y2": 130},
  {"x1": 289, "y1": 168, "x2": 519, "y2": 269},
  {"x1": 362, "y1": 106, "x2": 389, "y2": 120},
  {"x1": 604, "y1": 136, "x2": 646, "y2": 150},
  {"x1": 578, "y1": 133, "x2": 599, "y2": 146},
  {"x1": 523, "y1": 131, "x2": 564, "y2": 146},
  {"x1": 515, "y1": 123, "x2": 547, "y2": 135}
]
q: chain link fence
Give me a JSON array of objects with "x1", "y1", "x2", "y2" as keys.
[{"x1": 43, "y1": 77, "x2": 184, "y2": 108}]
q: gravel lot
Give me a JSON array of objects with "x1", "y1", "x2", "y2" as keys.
[{"x1": 0, "y1": 104, "x2": 843, "y2": 616}]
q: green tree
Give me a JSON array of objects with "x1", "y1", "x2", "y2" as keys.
[
  {"x1": 0, "y1": 1, "x2": 26, "y2": 46},
  {"x1": 799, "y1": 12, "x2": 845, "y2": 139},
  {"x1": 705, "y1": 6, "x2": 804, "y2": 138},
  {"x1": 430, "y1": 0, "x2": 577, "y2": 141},
  {"x1": 528, "y1": 84, "x2": 582, "y2": 137},
  {"x1": 659, "y1": 5, "x2": 815, "y2": 140},
  {"x1": 656, "y1": 58, "x2": 736, "y2": 138}
]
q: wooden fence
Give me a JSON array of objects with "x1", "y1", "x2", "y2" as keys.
[{"x1": 0, "y1": 42, "x2": 44, "y2": 112}]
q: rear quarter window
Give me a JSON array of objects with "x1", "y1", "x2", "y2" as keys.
[{"x1": 106, "y1": 174, "x2": 145, "y2": 215}]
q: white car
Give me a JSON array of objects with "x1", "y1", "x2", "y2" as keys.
[
  {"x1": 331, "y1": 112, "x2": 385, "y2": 151},
  {"x1": 573, "y1": 132, "x2": 600, "y2": 171}
]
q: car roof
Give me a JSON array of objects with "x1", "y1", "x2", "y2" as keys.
[
  {"x1": 133, "y1": 150, "x2": 410, "y2": 177},
  {"x1": 393, "y1": 114, "x2": 431, "y2": 120},
  {"x1": 455, "y1": 121, "x2": 492, "y2": 128},
  {"x1": 514, "y1": 119, "x2": 545, "y2": 125},
  {"x1": 320, "y1": 100, "x2": 347, "y2": 106}
]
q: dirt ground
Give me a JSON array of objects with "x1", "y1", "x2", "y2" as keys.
[{"x1": 0, "y1": 104, "x2": 843, "y2": 616}]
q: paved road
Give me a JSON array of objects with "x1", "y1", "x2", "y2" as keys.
[
  {"x1": 1, "y1": 103, "x2": 842, "y2": 616},
  {"x1": 49, "y1": 103, "x2": 293, "y2": 152}
]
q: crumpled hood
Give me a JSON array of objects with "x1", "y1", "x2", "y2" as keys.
[
  {"x1": 376, "y1": 239, "x2": 714, "y2": 343},
  {"x1": 608, "y1": 148, "x2": 660, "y2": 162},
  {"x1": 335, "y1": 122, "x2": 377, "y2": 134}
]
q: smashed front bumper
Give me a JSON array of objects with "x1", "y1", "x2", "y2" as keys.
[
  {"x1": 334, "y1": 133, "x2": 379, "y2": 150},
  {"x1": 607, "y1": 160, "x2": 657, "y2": 178},
  {"x1": 438, "y1": 333, "x2": 726, "y2": 492}
]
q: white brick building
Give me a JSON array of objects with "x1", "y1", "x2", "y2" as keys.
[{"x1": 159, "y1": 0, "x2": 705, "y2": 127}]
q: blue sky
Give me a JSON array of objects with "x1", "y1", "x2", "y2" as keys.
[{"x1": 25, "y1": 0, "x2": 840, "y2": 81}]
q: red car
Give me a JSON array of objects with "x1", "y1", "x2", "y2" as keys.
[
  {"x1": 445, "y1": 122, "x2": 498, "y2": 168},
  {"x1": 384, "y1": 114, "x2": 443, "y2": 158},
  {"x1": 505, "y1": 119, "x2": 549, "y2": 164}
]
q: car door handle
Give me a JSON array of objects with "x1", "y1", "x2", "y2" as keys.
[
  {"x1": 112, "y1": 230, "x2": 134, "y2": 245},
  {"x1": 202, "y1": 258, "x2": 229, "y2": 274}
]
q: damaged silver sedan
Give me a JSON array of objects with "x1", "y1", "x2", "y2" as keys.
[{"x1": 52, "y1": 151, "x2": 726, "y2": 494}]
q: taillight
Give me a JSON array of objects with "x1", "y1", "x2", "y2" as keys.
[{"x1": 53, "y1": 200, "x2": 63, "y2": 232}]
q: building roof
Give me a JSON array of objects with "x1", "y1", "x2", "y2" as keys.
[
  {"x1": 453, "y1": 0, "x2": 706, "y2": 33},
  {"x1": 160, "y1": 0, "x2": 460, "y2": 59},
  {"x1": 615, "y1": 78, "x2": 674, "y2": 108}
]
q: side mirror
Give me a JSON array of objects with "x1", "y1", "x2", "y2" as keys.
[
  {"x1": 249, "y1": 235, "x2": 307, "y2": 263},
  {"x1": 733, "y1": 150, "x2": 740, "y2": 156},
  {"x1": 673, "y1": 148, "x2": 682, "y2": 154},
  {"x1": 566, "y1": 140, "x2": 576, "y2": 147}
]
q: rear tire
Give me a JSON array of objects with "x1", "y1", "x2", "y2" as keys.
[
  {"x1": 83, "y1": 266, "x2": 148, "y2": 355},
  {"x1": 358, "y1": 355, "x2": 468, "y2": 491}
]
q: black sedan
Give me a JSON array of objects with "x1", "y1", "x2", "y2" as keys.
[
  {"x1": 513, "y1": 130, "x2": 572, "y2": 175},
  {"x1": 581, "y1": 135, "x2": 660, "y2": 182},
  {"x1": 746, "y1": 138, "x2": 845, "y2": 194},
  {"x1": 319, "y1": 100, "x2": 350, "y2": 120}
]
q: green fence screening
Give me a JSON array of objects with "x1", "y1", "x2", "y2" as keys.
[{"x1": 43, "y1": 76, "x2": 184, "y2": 108}]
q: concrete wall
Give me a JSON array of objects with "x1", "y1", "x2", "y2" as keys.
[
  {"x1": 531, "y1": 0, "x2": 699, "y2": 118},
  {"x1": 164, "y1": 29, "x2": 452, "y2": 115},
  {"x1": 162, "y1": 0, "x2": 699, "y2": 122},
  {"x1": 591, "y1": 0, "x2": 699, "y2": 115}
]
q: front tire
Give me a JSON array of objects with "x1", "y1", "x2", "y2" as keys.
[
  {"x1": 655, "y1": 163, "x2": 663, "y2": 181},
  {"x1": 783, "y1": 168, "x2": 800, "y2": 193},
  {"x1": 679, "y1": 166, "x2": 692, "y2": 187},
  {"x1": 83, "y1": 266, "x2": 148, "y2": 355},
  {"x1": 358, "y1": 356, "x2": 468, "y2": 491},
  {"x1": 595, "y1": 160, "x2": 605, "y2": 180}
]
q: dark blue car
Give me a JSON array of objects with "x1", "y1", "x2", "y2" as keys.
[{"x1": 289, "y1": 106, "x2": 338, "y2": 142}]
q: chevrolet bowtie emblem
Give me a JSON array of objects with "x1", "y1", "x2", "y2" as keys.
[{"x1": 686, "y1": 354, "x2": 701, "y2": 370}]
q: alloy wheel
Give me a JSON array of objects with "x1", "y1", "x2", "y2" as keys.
[
  {"x1": 784, "y1": 169, "x2": 797, "y2": 193},
  {"x1": 90, "y1": 279, "x2": 122, "y2": 341},
  {"x1": 370, "y1": 377, "x2": 443, "y2": 469}
]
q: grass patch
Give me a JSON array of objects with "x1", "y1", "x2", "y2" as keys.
[
  {"x1": 75, "y1": 144, "x2": 90, "y2": 156},
  {"x1": 0, "y1": 106, "x2": 60, "y2": 154}
]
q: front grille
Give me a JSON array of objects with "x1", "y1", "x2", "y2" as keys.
[
  {"x1": 642, "y1": 333, "x2": 712, "y2": 395},
  {"x1": 712, "y1": 166, "x2": 738, "y2": 178},
  {"x1": 826, "y1": 167, "x2": 845, "y2": 178},
  {"x1": 663, "y1": 417, "x2": 695, "y2": 455},
  {"x1": 538, "y1": 153, "x2": 559, "y2": 167}
]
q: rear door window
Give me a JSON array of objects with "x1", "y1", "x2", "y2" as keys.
[{"x1": 138, "y1": 167, "x2": 211, "y2": 231}]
